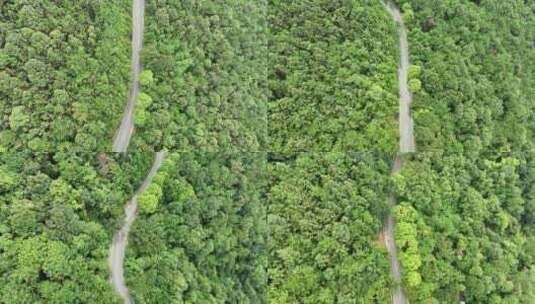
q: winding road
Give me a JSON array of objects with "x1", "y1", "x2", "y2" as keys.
[
  {"x1": 383, "y1": 1, "x2": 416, "y2": 304},
  {"x1": 112, "y1": 0, "x2": 145, "y2": 152},
  {"x1": 109, "y1": 152, "x2": 166, "y2": 304}
]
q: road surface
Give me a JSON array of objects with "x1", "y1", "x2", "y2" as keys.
[
  {"x1": 386, "y1": 157, "x2": 408, "y2": 304},
  {"x1": 112, "y1": 0, "x2": 145, "y2": 152},
  {"x1": 383, "y1": 1, "x2": 416, "y2": 304},
  {"x1": 384, "y1": 1, "x2": 416, "y2": 153},
  {"x1": 109, "y1": 152, "x2": 166, "y2": 304}
]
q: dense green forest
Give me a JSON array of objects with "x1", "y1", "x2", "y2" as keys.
[
  {"x1": 393, "y1": 152, "x2": 535, "y2": 303},
  {"x1": 268, "y1": 0, "x2": 399, "y2": 153},
  {"x1": 131, "y1": 1, "x2": 267, "y2": 151},
  {"x1": 387, "y1": 1, "x2": 535, "y2": 302},
  {"x1": 268, "y1": 152, "x2": 392, "y2": 303},
  {"x1": 392, "y1": 0, "x2": 535, "y2": 152},
  {"x1": 125, "y1": 152, "x2": 266, "y2": 303},
  {"x1": 0, "y1": 152, "x2": 151, "y2": 303},
  {"x1": 0, "y1": 1, "x2": 132, "y2": 151},
  {"x1": 1, "y1": 1, "x2": 534, "y2": 303}
]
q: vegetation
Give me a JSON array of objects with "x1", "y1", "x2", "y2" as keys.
[
  {"x1": 131, "y1": 1, "x2": 267, "y2": 151},
  {"x1": 1, "y1": 1, "x2": 534, "y2": 303},
  {"x1": 388, "y1": 1, "x2": 535, "y2": 302},
  {"x1": 391, "y1": 0, "x2": 535, "y2": 152},
  {"x1": 125, "y1": 152, "x2": 267, "y2": 303},
  {"x1": 0, "y1": 1, "x2": 132, "y2": 151},
  {"x1": 268, "y1": 0, "x2": 399, "y2": 153},
  {"x1": 268, "y1": 152, "x2": 392, "y2": 303},
  {"x1": 393, "y1": 152, "x2": 535, "y2": 303},
  {"x1": 0, "y1": 152, "x2": 152, "y2": 303}
]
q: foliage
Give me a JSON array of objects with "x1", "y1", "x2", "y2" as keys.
[
  {"x1": 0, "y1": 152, "x2": 152, "y2": 303},
  {"x1": 134, "y1": 93, "x2": 153, "y2": 127},
  {"x1": 393, "y1": 203, "x2": 423, "y2": 288},
  {"x1": 131, "y1": 1, "x2": 267, "y2": 151},
  {"x1": 139, "y1": 70, "x2": 154, "y2": 87},
  {"x1": 126, "y1": 152, "x2": 267, "y2": 303},
  {"x1": 268, "y1": 0, "x2": 399, "y2": 152},
  {"x1": 393, "y1": 0, "x2": 535, "y2": 152},
  {"x1": 268, "y1": 152, "x2": 392, "y2": 303},
  {"x1": 0, "y1": 1, "x2": 132, "y2": 151},
  {"x1": 393, "y1": 152, "x2": 535, "y2": 303},
  {"x1": 386, "y1": 1, "x2": 535, "y2": 302}
]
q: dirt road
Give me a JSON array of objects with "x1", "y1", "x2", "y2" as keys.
[
  {"x1": 383, "y1": 1, "x2": 416, "y2": 304},
  {"x1": 384, "y1": 1, "x2": 416, "y2": 153},
  {"x1": 386, "y1": 156, "x2": 408, "y2": 304},
  {"x1": 109, "y1": 151, "x2": 166, "y2": 303},
  {"x1": 112, "y1": 0, "x2": 145, "y2": 152}
]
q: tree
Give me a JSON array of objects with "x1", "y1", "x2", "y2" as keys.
[
  {"x1": 9, "y1": 106, "x2": 30, "y2": 130},
  {"x1": 23, "y1": 59, "x2": 49, "y2": 88},
  {"x1": 139, "y1": 69, "x2": 154, "y2": 87}
]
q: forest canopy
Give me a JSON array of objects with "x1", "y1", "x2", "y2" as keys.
[
  {"x1": 0, "y1": 152, "x2": 152, "y2": 303},
  {"x1": 388, "y1": 1, "x2": 535, "y2": 302},
  {"x1": 268, "y1": 152, "x2": 393, "y2": 303},
  {"x1": 268, "y1": 0, "x2": 399, "y2": 153},
  {"x1": 126, "y1": 152, "x2": 267, "y2": 303},
  {"x1": 131, "y1": 1, "x2": 267, "y2": 151},
  {"x1": 0, "y1": 1, "x2": 132, "y2": 151},
  {"x1": 392, "y1": 0, "x2": 535, "y2": 153}
]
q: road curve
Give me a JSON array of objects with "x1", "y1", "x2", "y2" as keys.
[
  {"x1": 109, "y1": 151, "x2": 166, "y2": 303},
  {"x1": 383, "y1": 1, "x2": 416, "y2": 304},
  {"x1": 112, "y1": 0, "x2": 145, "y2": 152}
]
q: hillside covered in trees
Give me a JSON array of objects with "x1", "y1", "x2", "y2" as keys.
[
  {"x1": 0, "y1": 1, "x2": 132, "y2": 151},
  {"x1": 130, "y1": 1, "x2": 267, "y2": 151},
  {"x1": 0, "y1": 152, "x2": 152, "y2": 303},
  {"x1": 1, "y1": 0, "x2": 534, "y2": 303},
  {"x1": 268, "y1": 152, "x2": 393, "y2": 303},
  {"x1": 393, "y1": 0, "x2": 535, "y2": 152},
  {"x1": 125, "y1": 152, "x2": 266, "y2": 303},
  {"x1": 268, "y1": 0, "x2": 399, "y2": 153},
  {"x1": 394, "y1": 152, "x2": 535, "y2": 303},
  {"x1": 388, "y1": 1, "x2": 535, "y2": 303}
]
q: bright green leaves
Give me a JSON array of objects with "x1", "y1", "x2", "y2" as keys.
[
  {"x1": 9, "y1": 106, "x2": 30, "y2": 130},
  {"x1": 409, "y1": 78, "x2": 422, "y2": 93},
  {"x1": 138, "y1": 183, "x2": 162, "y2": 214},
  {"x1": 366, "y1": 84, "x2": 385, "y2": 101},
  {"x1": 394, "y1": 203, "x2": 422, "y2": 288},
  {"x1": 138, "y1": 158, "x2": 171, "y2": 214},
  {"x1": 269, "y1": 153, "x2": 391, "y2": 303},
  {"x1": 408, "y1": 65, "x2": 422, "y2": 93},
  {"x1": 134, "y1": 93, "x2": 153, "y2": 127},
  {"x1": 134, "y1": 110, "x2": 149, "y2": 127},
  {"x1": 41, "y1": 240, "x2": 71, "y2": 280},
  {"x1": 0, "y1": 167, "x2": 16, "y2": 192},
  {"x1": 408, "y1": 65, "x2": 422, "y2": 79},
  {"x1": 268, "y1": 1, "x2": 398, "y2": 153},
  {"x1": 137, "y1": 93, "x2": 153, "y2": 109},
  {"x1": 8, "y1": 199, "x2": 38, "y2": 238},
  {"x1": 0, "y1": 153, "x2": 143, "y2": 302},
  {"x1": 401, "y1": 3, "x2": 414, "y2": 24},
  {"x1": 15, "y1": 237, "x2": 71, "y2": 282},
  {"x1": 173, "y1": 179, "x2": 195, "y2": 204},
  {"x1": 1, "y1": 2, "x2": 132, "y2": 151},
  {"x1": 126, "y1": 153, "x2": 265, "y2": 302},
  {"x1": 15, "y1": 237, "x2": 43, "y2": 282},
  {"x1": 139, "y1": 69, "x2": 154, "y2": 87},
  {"x1": 285, "y1": 266, "x2": 320, "y2": 298},
  {"x1": 49, "y1": 178, "x2": 82, "y2": 211},
  {"x1": 132, "y1": 0, "x2": 266, "y2": 151}
]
